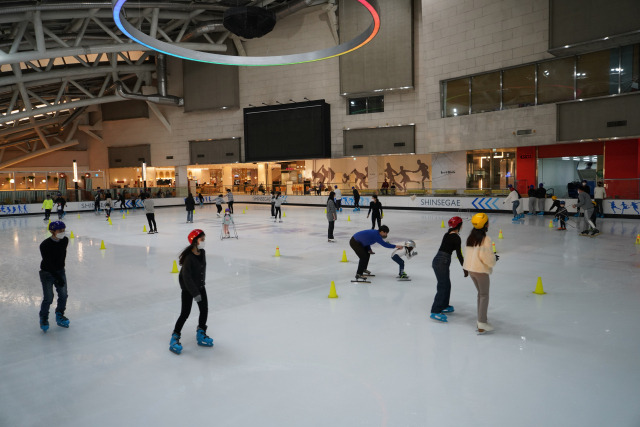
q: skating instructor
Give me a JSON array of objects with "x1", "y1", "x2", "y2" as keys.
[{"x1": 350, "y1": 226, "x2": 402, "y2": 281}]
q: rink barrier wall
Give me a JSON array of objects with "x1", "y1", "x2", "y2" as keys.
[{"x1": 2, "y1": 195, "x2": 639, "y2": 218}]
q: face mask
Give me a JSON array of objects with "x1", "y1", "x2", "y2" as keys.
[
  {"x1": 197, "y1": 242, "x2": 205, "y2": 250},
  {"x1": 55, "y1": 232, "x2": 66, "y2": 239}
]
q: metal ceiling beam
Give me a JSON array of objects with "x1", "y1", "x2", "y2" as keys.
[{"x1": 0, "y1": 139, "x2": 79, "y2": 170}]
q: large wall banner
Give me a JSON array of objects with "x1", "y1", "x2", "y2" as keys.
[{"x1": 431, "y1": 151, "x2": 466, "y2": 189}]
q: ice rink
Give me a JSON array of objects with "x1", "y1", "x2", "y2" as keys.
[{"x1": 1, "y1": 203, "x2": 639, "y2": 427}]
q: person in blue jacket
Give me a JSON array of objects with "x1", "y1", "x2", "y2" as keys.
[{"x1": 349, "y1": 225, "x2": 403, "y2": 281}]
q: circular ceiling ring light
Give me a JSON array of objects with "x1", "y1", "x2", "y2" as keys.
[{"x1": 111, "y1": 0, "x2": 380, "y2": 67}]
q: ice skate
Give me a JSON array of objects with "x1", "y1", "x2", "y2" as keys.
[
  {"x1": 328, "y1": 239, "x2": 336, "y2": 243},
  {"x1": 590, "y1": 229, "x2": 600, "y2": 236},
  {"x1": 537, "y1": 212, "x2": 544, "y2": 216},
  {"x1": 430, "y1": 313, "x2": 448, "y2": 322},
  {"x1": 477, "y1": 322, "x2": 494, "y2": 334},
  {"x1": 279, "y1": 220, "x2": 283, "y2": 223},
  {"x1": 361, "y1": 269, "x2": 375, "y2": 277},
  {"x1": 40, "y1": 318, "x2": 49, "y2": 332},
  {"x1": 397, "y1": 272, "x2": 411, "y2": 281},
  {"x1": 580, "y1": 230, "x2": 590, "y2": 236},
  {"x1": 196, "y1": 327, "x2": 214, "y2": 347},
  {"x1": 55, "y1": 312, "x2": 69, "y2": 328},
  {"x1": 169, "y1": 333, "x2": 182, "y2": 354},
  {"x1": 148, "y1": 230, "x2": 155, "y2": 234},
  {"x1": 351, "y1": 274, "x2": 371, "y2": 283},
  {"x1": 441, "y1": 306, "x2": 455, "y2": 313}
]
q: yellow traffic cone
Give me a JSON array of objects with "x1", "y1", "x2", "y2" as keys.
[
  {"x1": 283, "y1": 211, "x2": 286, "y2": 217},
  {"x1": 340, "y1": 250, "x2": 348, "y2": 263},
  {"x1": 328, "y1": 281, "x2": 338, "y2": 298},
  {"x1": 347, "y1": 216, "x2": 351, "y2": 222},
  {"x1": 636, "y1": 234, "x2": 640, "y2": 244},
  {"x1": 242, "y1": 209, "x2": 246, "y2": 214},
  {"x1": 100, "y1": 240, "x2": 106, "y2": 250},
  {"x1": 548, "y1": 220, "x2": 553, "y2": 228},
  {"x1": 122, "y1": 213, "x2": 126, "y2": 219},
  {"x1": 532, "y1": 277, "x2": 546, "y2": 294},
  {"x1": 127, "y1": 210, "x2": 129, "y2": 215},
  {"x1": 171, "y1": 260, "x2": 179, "y2": 273},
  {"x1": 77, "y1": 213, "x2": 81, "y2": 219},
  {"x1": 498, "y1": 229, "x2": 503, "y2": 239},
  {"x1": 143, "y1": 225, "x2": 147, "y2": 233},
  {"x1": 275, "y1": 247, "x2": 281, "y2": 257},
  {"x1": 70, "y1": 231, "x2": 75, "y2": 239},
  {"x1": 324, "y1": 208, "x2": 327, "y2": 213},
  {"x1": 441, "y1": 220, "x2": 445, "y2": 228},
  {"x1": 246, "y1": 206, "x2": 248, "y2": 210},
  {"x1": 108, "y1": 217, "x2": 113, "y2": 225},
  {"x1": 492, "y1": 242, "x2": 496, "y2": 253}
]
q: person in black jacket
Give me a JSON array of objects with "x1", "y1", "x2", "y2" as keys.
[
  {"x1": 352, "y1": 187, "x2": 361, "y2": 211},
  {"x1": 367, "y1": 194, "x2": 383, "y2": 229},
  {"x1": 54, "y1": 193, "x2": 66, "y2": 219},
  {"x1": 38, "y1": 221, "x2": 70, "y2": 332},
  {"x1": 185, "y1": 193, "x2": 196, "y2": 223},
  {"x1": 527, "y1": 185, "x2": 537, "y2": 215},
  {"x1": 536, "y1": 183, "x2": 547, "y2": 215},
  {"x1": 169, "y1": 229, "x2": 213, "y2": 354}
]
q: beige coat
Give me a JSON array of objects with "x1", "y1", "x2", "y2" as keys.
[{"x1": 462, "y1": 236, "x2": 497, "y2": 274}]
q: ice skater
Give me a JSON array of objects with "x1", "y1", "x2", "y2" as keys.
[
  {"x1": 502, "y1": 185, "x2": 522, "y2": 221},
  {"x1": 594, "y1": 181, "x2": 606, "y2": 218},
  {"x1": 54, "y1": 192, "x2": 66, "y2": 219},
  {"x1": 349, "y1": 225, "x2": 403, "y2": 282},
  {"x1": 334, "y1": 185, "x2": 342, "y2": 212},
  {"x1": 38, "y1": 221, "x2": 70, "y2": 332},
  {"x1": 214, "y1": 194, "x2": 223, "y2": 217},
  {"x1": 118, "y1": 192, "x2": 126, "y2": 211},
  {"x1": 94, "y1": 191, "x2": 101, "y2": 214},
  {"x1": 327, "y1": 191, "x2": 337, "y2": 242},
  {"x1": 527, "y1": 185, "x2": 537, "y2": 215},
  {"x1": 185, "y1": 192, "x2": 195, "y2": 223},
  {"x1": 142, "y1": 193, "x2": 158, "y2": 234},
  {"x1": 104, "y1": 191, "x2": 112, "y2": 220},
  {"x1": 270, "y1": 190, "x2": 276, "y2": 217},
  {"x1": 367, "y1": 194, "x2": 383, "y2": 229},
  {"x1": 430, "y1": 216, "x2": 466, "y2": 323},
  {"x1": 536, "y1": 183, "x2": 547, "y2": 215},
  {"x1": 222, "y1": 208, "x2": 233, "y2": 238},
  {"x1": 169, "y1": 229, "x2": 213, "y2": 355},
  {"x1": 352, "y1": 187, "x2": 360, "y2": 211},
  {"x1": 391, "y1": 240, "x2": 418, "y2": 280},
  {"x1": 573, "y1": 186, "x2": 598, "y2": 236},
  {"x1": 197, "y1": 192, "x2": 204, "y2": 207},
  {"x1": 42, "y1": 194, "x2": 53, "y2": 220},
  {"x1": 226, "y1": 189, "x2": 234, "y2": 213},
  {"x1": 274, "y1": 192, "x2": 283, "y2": 222},
  {"x1": 463, "y1": 213, "x2": 498, "y2": 334},
  {"x1": 553, "y1": 200, "x2": 568, "y2": 230}
]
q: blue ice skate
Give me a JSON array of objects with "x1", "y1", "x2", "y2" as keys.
[
  {"x1": 40, "y1": 318, "x2": 49, "y2": 332},
  {"x1": 537, "y1": 212, "x2": 544, "y2": 216},
  {"x1": 574, "y1": 213, "x2": 580, "y2": 217},
  {"x1": 430, "y1": 313, "x2": 448, "y2": 322},
  {"x1": 512, "y1": 217, "x2": 519, "y2": 222},
  {"x1": 441, "y1": 306, "x2": 455, "y2": 313},
  {"x1": 169, "y1": 333, "x2": 182, "y2": 354},
  {"x1": 196, "y1": 328, "x2": 214, "y2": 347},
  {"x1": 55, "y1": 312, "x2": 69, "y2": 328}
]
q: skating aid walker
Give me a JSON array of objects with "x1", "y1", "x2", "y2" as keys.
[{"x1": 220, "y1": 210, "x2": 238, "y2": 240}]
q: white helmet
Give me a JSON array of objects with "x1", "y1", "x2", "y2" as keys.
[{"x1": 404, "y1": 240, "x2": 416, "y2": 248}]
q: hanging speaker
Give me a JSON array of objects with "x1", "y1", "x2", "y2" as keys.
[{"x1": 223, "y1": 6, "x2": 276, "y2": 39}]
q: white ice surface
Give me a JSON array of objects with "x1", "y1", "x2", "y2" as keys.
[{"x1": 1, "y1": 205, "x2": 639, "y2": 427}]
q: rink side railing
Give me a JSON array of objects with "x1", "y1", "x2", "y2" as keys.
[{"x1": 2, "y1": 194, "x2": 639, "y2": 218}]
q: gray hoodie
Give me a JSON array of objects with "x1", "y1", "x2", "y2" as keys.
[
  {"x1": 576, "y1": 191, "x2": 593, "y2": 211},
  {"x1": 143, "y1": 198, "x2": 155, "y2": 213},
  {"x1": 326, "y1": 199, "x2": 337, "y2": 222}
]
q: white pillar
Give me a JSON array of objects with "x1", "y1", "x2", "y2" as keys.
[
  {"x1": 222, "y1": 165, "x2": 233, "y2": 191},
  {"x1": 258, "y1": 163, "x2": 266, "y2": 186},
  {"x1": 174, "y1": 165, "x2": 188, "y2": 197}
]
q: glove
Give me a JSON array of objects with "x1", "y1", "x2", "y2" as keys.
[
  {"x1": 194, "y1": 295, "x2": 202, "y2": 303},
  {"x1": 495, "y1": 254, "x2": 500, "y2": 261},
  {"x1": 412, "y1": 251, "x2": 418, "y2": 256},
  {"x1": 463, "y1": 269, "x2": 469, "y2": 277}
]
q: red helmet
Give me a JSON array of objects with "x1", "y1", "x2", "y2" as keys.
[
  {"x1": 448, "y1": 216, "x2": 463, "y2": 228},
  {"x1": 188, "y1": 229, "x2": 205, "y2": 244}
]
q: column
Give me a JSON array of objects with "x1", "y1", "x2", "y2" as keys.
[
  {"x1": 174, "y1": 165, "x2": 188, "y2": 197},
  {"x1": 222, "y1": 165, "x2": 233, "y2": 191}
]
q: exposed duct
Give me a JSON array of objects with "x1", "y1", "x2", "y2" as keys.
[
  {"x1": 115, "y1": 54, "x2": 183, "y2": 106},
  {"x1": 180, "y1": 21, "x2": 224, "y2": 42},
  {"x1": 275, "y1": 0, "x2": 327, "y2": 20}
]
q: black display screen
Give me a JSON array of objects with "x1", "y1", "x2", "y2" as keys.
[{"x1": 244, "y1": 100, "x2": 330, "y2": 162}]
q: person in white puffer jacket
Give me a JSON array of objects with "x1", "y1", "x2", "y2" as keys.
[
  {"x1": 462, "y1": 213, "x2": 498, "y2": 334},
  {"x1": 502, "y1": 185, "x2": 522, "y2": 221}
]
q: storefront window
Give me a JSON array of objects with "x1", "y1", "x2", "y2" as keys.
[
  {"x1": 471, "y1": 72, "x2": 500, "y2": 113},
  {"x1": 576, "y1": 49, "x2": 615, "y2": 98},
  {"x1": 467, "y1": 150, "x2": 515, "y2": 190},
  {"x1": 444, "y1": 78, "x2": 470, "y2": 117},
  {"x1": 537, "y1": 57, "x2": 575, "y2": 104},
  {"x1": 503, "y1": 65, "x2": 535, "y2": 109}
]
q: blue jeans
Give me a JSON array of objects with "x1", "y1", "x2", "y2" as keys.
[
  {"x1": 391, "y1": 254, "x2": 404, "y2": 275},
  {"x1": 187, "y1": 210, "x2": 193, "y2": 222},
  {"x1": 431, "y1": 251, "x2": 451, "y2": 314},
  {"x1": 39, "y1": 270, "x2": 68, "y2": 319},
  {"x1": 512, "y1": 200, "x2": 520, "y2": 216}
]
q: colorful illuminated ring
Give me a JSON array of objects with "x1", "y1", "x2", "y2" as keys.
[{"x1": 112, "y1": 0, "x2": 380, "y2": 66}]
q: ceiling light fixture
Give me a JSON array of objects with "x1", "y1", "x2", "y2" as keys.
[{"x1": 111, "y1": 0, "x2": 380, "y2": 67}]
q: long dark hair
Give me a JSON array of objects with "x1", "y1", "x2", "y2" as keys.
[
  {"x1": 178, "y1": 232, "x2": 204, "y2": 265},
  {"x1": 327, "y1": 191, "x2": 335, "y2": 203},
  {"x1": 448, "y1": 223, "x2": 462, "y2": 234},
  {"x1": 466, "y1": 227, "x2": 487, "y2": 247}
]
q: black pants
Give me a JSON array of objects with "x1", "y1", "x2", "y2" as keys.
[
  {"x1": 336, "y1": 199, "x2": 342, "y2": 210},
  {"x1": 595, "y1": 199, "x2": 603, "y2": 216},
  {"x1": 328, "y1": 221, "x2": 335, "y2": 239},
  {"x1": 274, "y1": 206, "x2": 281, "y2": 219},
  {"x1": 44, "y1": 209, "x2": 51, "y2": 220},
  {"x1": 174, "y1": 287, "x2": 208, "y2": 334},
  {"x1": 431, "y1": 251, "x2": 452, "y2": 313},
  {"x1": 228, "y1": 201, "x2": 234, "y2": 213},
  {"x1": 216, "y1": 205, "x2": 222, "y2": 214},
  {"x1": 271, "y1": 203, "x2": 275, "y2": 216},
  {"x1": 354, "y1": 197, "x2": 360, "y2": 208},
  {"x1": 146, "y1": 213, "x2": 157, "y2": 231},
  {"x1": 371, "y1": 214, "x2": 381, "y2": 229},
  {"x1": 349, "y1": 237, "x2": 370, "y2": 275}
]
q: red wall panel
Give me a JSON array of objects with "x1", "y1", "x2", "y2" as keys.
[
  {"x1": 516, "y1": 146, "x2": 536, "y2": 194},
  {"x1": 604, "y1": 139, "x2": 640, "y2": 199},
  {"x1": 537, "y1": 141, "x2": 603, "y2": 158}
]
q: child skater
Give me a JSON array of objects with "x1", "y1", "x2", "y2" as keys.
[
  {"x1": 391, "y1": 240, "x2": 418, "y2": 280},
  {"x1": 104, "y1": 191, "x2": 112, "y2": 220},
  {"x1": 39, "y1": 221, "x2": 70, "y2": 332},
  {"x1": 222, "y1": 208, "x2": 233, "y2": 238},
  {"x1": 463, "y1": 213, "x2": 498, "y2": 334},
  {"x1": 169, "y1": 229, "x2": 213, "y2": 355},
  {"x1": 274, "y1": 192, "x2": 283, "y2": 222},
  {"x1": 214, "y1": 194, "x2": 223, "y2": 217},
  {"x1": 430, "y1": 216, "x2": 466, "y2": 322},
  {"x1": 554, "y1": 200, "x2": 569, "y2": 231}
]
